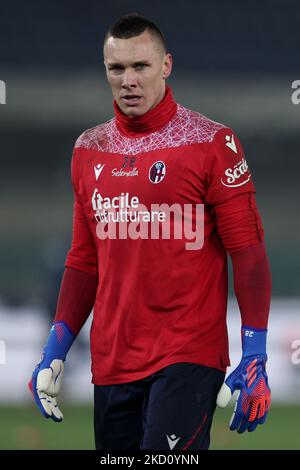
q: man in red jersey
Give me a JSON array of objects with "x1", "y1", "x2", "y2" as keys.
[{"x1": 29, "y1": 14, "x2": 272, "y2": 450}]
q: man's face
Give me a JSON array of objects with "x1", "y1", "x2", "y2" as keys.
[{"x1": 103, "y1": 30, "x2": 172, "y2": 117}]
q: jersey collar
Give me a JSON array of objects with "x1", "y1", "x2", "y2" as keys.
[{"x1": 113, "y1": 85, "x2": 177, "y2": 137}]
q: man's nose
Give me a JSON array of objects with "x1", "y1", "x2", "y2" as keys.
[{"x1": 121, "y1": 68, "x2": 137, "y2": 88}]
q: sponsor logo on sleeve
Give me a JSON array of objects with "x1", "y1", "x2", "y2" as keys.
[{"x1": 221, "y1": 158, "x2": 251, "y2": 188}]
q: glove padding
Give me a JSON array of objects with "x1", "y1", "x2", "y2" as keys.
[
  {"x1": 217, "y1": 355, "x2": 271, "y2": 433},
  {"x1": 28, "y1": 322, "x2": 76, "y2": 422},
  {"x1": 29, "y1": 356, "x2": 64, "y2": 422}
]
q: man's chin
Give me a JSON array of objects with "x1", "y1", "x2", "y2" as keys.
[{"x1": 121, "y1": 106, "x2": 147, "y2": 117}]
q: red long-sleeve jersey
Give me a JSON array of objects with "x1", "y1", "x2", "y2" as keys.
[{"x1": 65, "y1": 87, "x2": 264, "y2": 385}]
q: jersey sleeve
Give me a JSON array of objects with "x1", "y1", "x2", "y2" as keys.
[
  {"x1": 205, "y1": 127, "x2": 255, "y2": 206},
  {"x1": 65, "y1": 147, "x2": 98, "y2": 276},
  {"x1": 205, "y1": 127, "x2": 264, "y2": 253}
]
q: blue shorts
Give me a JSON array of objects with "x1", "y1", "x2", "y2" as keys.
[{"x1": 94, "y1": 362, "x2": 225, "y2": 450}]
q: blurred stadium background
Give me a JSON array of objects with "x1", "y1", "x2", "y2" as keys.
[{"x1": 0, "y1": 0, "x2": 299, "y2": 450}]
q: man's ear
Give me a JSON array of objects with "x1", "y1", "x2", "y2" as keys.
[{"x1": 163, "y1": 53, "x2": 173, "y2": 80}]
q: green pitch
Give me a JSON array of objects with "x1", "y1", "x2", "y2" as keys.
[{"x1": 0, "y1": 404, "x2": 299, "y2": 450}]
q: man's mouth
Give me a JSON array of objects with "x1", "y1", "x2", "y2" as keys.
[{"x1": 121, "y1": 95, "x2": 142, "y2": 106}]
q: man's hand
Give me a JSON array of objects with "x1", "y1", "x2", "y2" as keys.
[
  {"x1": 217, "y1": 327, "x2": 271, "y2": 433},
  {"x1": 29, "y1": 356, "x2": 64, "y2": 422},
  {"x1": 28, "y1": 321, "x2": 75, "y2": 422}
]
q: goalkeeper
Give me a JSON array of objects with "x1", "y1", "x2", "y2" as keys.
[{"x1": 29, "y1": 13, "x2": 271, "y2": 449}]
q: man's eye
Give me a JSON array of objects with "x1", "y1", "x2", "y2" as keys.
[
  {"x1": 135, "y1": 64, "x2": 147, "y2": 70},
  {"x1": 109, "y1": 66, "x2": 123, "y2": 72}
]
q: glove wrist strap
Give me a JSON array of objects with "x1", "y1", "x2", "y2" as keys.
[
  {"x1": 241, "y1": 326, "x2": 267, "y2": 358},
  {"x1": 43, "y1": 321, "x2": 76, "y2": 361}
]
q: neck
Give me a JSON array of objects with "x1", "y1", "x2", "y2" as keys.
[{"x1": 114, "y1": 85, "x2": 177, "y2": 137}]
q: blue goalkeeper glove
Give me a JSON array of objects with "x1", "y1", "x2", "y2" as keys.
[
  {"x1": 216, "y1": 326, "x2": 271, "y2": 433},
  {"x1": 28, "y1": 321, "x2": 75, "y2": 422}
]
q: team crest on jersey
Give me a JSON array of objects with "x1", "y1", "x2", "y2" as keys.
[{"x1": 149, "y1": 161, "x2": 166, "y2": 184}]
